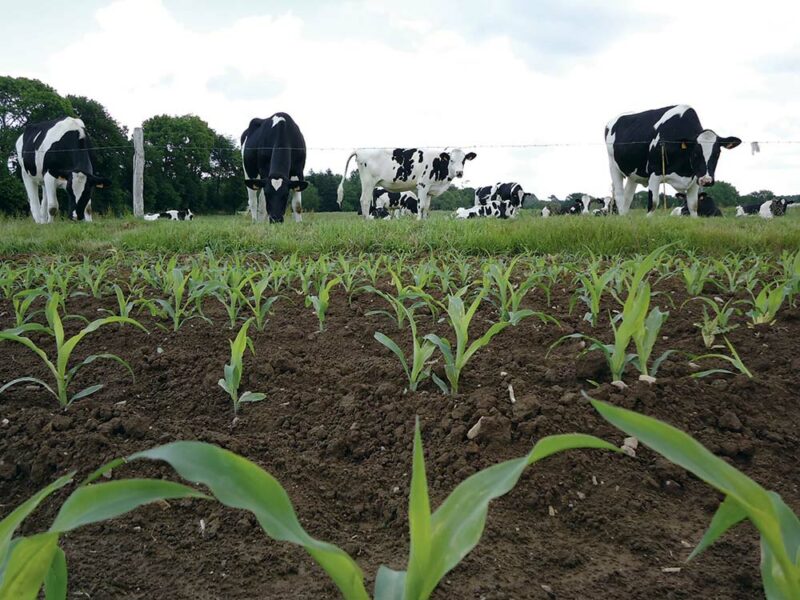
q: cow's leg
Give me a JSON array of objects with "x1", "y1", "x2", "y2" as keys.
[
  {"x1": 359, "y1": 177, "x2": 376, "y2": 219},
  {"x1": 622, "y1": 178, "x2": 638, "y2": 214},
  {"x1": 257, "y1": 190, "x2": 268, "y2": 222},
  {"x1": 609, "y1": 165, "x2": 626, "y2": 214},
  {"x1": 246, "y1": 187, "x2": 259, "y2": 221},
  {"x1": 686, "y1": 184, "x2": 700, "y2": 217},
  {"x1": 416, "y1": 185, "x2": 430, "y2": 220},
  {"x1": 42, "y1": 176, "x2": 60, "y2": 224},
  {"x1": 291, "y1": 190, "x2": 303, "y2": 223},
  {"x1": 646, "y1": 174, "x2": 662, "y2": 216},
  {"x1": 84, "y1": 200, "x2": 93, "y2": 222},
  {"x1": 21, "y1": 176, "x2": 44, "y2": 224}
]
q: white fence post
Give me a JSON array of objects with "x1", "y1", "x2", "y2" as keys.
[{"x1": 133, "y1": 127, "x2": 144, "y2": 217}]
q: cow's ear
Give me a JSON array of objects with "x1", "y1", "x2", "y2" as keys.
[
  {"x1": 719, "y1": 136, "x2": 742, "y2": 150},
  {"x1": 439, "y1": 152, "x2": 450, "y2": 162},
  {"x1": 465, "y1": 152, "x2": 477, "y2": 161},
  {"x1": 289, "y1": 180, "x2": 309, "y2": 191},
  {"x1": 244, "y1": 179, "x2": 265, "y2": 190}
]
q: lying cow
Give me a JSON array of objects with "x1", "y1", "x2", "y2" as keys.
[
  {"x1": 541, "y1": 197, "x2": 586, "y2": 217},
  {"x1": 15, "y1": 117, "x2": 112, "y2": 223},
  {"x1": 474, "y1": 182, "x2": 527, "y2": 212},
  {"x1": 241, "y1": 113, "x2": 308, "y2": 223},
  {"x1": 592, "y1": 196, "x2": 616, "y2": 216},
  {"x1": 606, "y1": 105, "x2": 740, "y2": 215},
  {"x1": 736, "y1": 198, "x2": 791, "y2": 218},
  {"x1": 671, "y1": 192, "x2": 722, "y2": 217},
  {"x1": 455, "y1": 199, "x2": 517, "y2": 219},
  {"x1": 337, "y1": 147, "x2": 476, "y2": 219},
  {"x1": 144, "y1": 209, "x2": 194, "y2": 221},
  {"x1": 371, "y1": 188, "x2": 419, "y2": 219}
]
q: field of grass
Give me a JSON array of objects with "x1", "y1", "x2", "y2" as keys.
[{"x1": 1, "y1": 209, "x2": 799, "y2": 256}]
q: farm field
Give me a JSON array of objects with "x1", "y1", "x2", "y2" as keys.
[{"x1": 1, "y1": 214, "x2": 800, "y2": 599}]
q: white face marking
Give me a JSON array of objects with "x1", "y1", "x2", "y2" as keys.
[
  {"x1": 71, "y1": 172, "x2": 87, "y2": 204},
  {"x1": 653, "y1": 105, "x2": 690, "y2": 130},
  {"x1": 581, "y1": 194, "x2": 592, "y2": 213},
  {"x1": 697, "y1": 130, "x2": 717, "y2": 179},
  {"x1": 271, "y1": 115, "x2": 286, "y2": 127},
  {"x1": 271, "y1": 178, "x2": 282, "y2": 191}
]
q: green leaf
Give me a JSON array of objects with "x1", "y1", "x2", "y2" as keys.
[
  {"x1": 0, "y1": 474, "x2": 74, "y2": 569},
  {"x1": 69, "y1": 384, "x2": 104, "y2": 404},
  {"x1": 413, "y1": 434, "x2": 616, "y2": 599},
  {"x1": 239, "y1": 392, "x2": 266, "y2": 403},
  {"x1": 43, "y1": 546, "x2": 67, "y2": 600},
  {"x1": 374, "y1": 566, "x2": 406, "y2": 600},
  {"x1": 689, "y1": 496, "x2": 747, "y2": 560},
  {"x1": 49, "y1": 479, "x2": 208, "y2": 533},
  {"x1": 0, "y1": 532, "x2": 58, "y2": 600},
  {"x1": 0, "y1": 377, "x2": 56, "y2": 399},
  {"x1": 130, "y1": 442, "x2": 369, "y2": 600},
  {"x1": 405, "y1": 419, "x2": 432, "y2": 599},
  {"x1": 374, "y1": 333, "x2": 409, "y2": 380}
]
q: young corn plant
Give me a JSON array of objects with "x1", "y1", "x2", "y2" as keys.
[
  {"x1": 308, "y1": 276, "x2": 341, "y2": 332},
  {"x1": 218, "y1": 319, "x2": 266, "y2": 415},
  {"x1": 425, "y1": 291, "x2": 511, "y2": 395},
  {"x1": 592, "y1": 398, "x2": 800, "y2": 600},
  {"x1": 0, "y1": 294, "x2": 146, "y2": 408},
  {"x1": 746, "y1": 283, "x2": 787, "y2": 325},
  {"x1": 632, "y1": 306, "x2": 673, "y2": 380},
  {"x1": 691, "y1": 336, "x2": 753, "y2": 379},
  {"x1": 242, "y1": 274, "x2": 281, "y2": 332},
  {"x1": 688, "y1": 297, "x2": 741, "y2": 348},
  {"x1": 152, "y1": 267, "x2": 211, "y2": 331},
  {"x1": 575, "y1": 263, "x2": 618, "y2": 327},
  {"x1": 74, "y1": 256, "x2": 114, "y2": 299},
  {"x1": 0, "y1": 427, "x2": 615, "y2": 600},
  {"x1": 682, "y1": 262, "x2": 714, "y2": 296},
  {"x1": 98, "y1": 284, "x2": 148, "y2": 321},
  {"x1": 374, "y1": 305, "x2": 436, "y2": 392},
  {"x1": 210, "y1": 268, "x2": 249, "y2": 328},
  {"x1": 10, "y1": 289, "x2": 46, "y2": 328}
]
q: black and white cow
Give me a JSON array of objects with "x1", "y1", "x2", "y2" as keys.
[
  {"x1": 337, "y1": 147, "x2": 476, "y2": 219},
  {"x1": 455, "y1": 199, "x2": 517, "y2": 219},
  {"x1": 671, "y1": 192, "x2": 722, "y2": 217},
  {"x1": 736, "y1": 198, "x2": 790, "y2": 218},
  {"x1": 15, "y1": 117, "x2": 111, "y2": 224},
  {"x1": 541, "y1": 196, "x2": 590, "y2": 217},
  {"x1": 371, "y1": 188, "x2": 419, "y2": 219},
  {"x1": 144, "y1": 209, "x2": 194, "y2": 221},
  {"x1": 605, "y1": 105, "x2": 741, "y2": 216},
  {"x1": 592, "y1": 196, "x2": 616, "y2": 216},
  {"x1": 474, "y1": 182, "x2": 527, "y2": 213},
  {"x1": 241, "y1": 113, "x2": 307, "y2": 223}
]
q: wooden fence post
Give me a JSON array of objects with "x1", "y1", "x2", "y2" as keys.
[{"x1": 133, "y1": 127, "x2": 144, "y2": 217}]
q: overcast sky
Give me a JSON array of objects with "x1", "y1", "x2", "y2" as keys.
[{"x1": 1, "y1": 0, "x2": 798, "y2": 197}]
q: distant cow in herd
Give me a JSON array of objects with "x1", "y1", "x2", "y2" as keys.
[
  {"x1": 16, "y1": 117, "x2": 111, "y2": 224},
  {"x1": 338, "y1": 147, "x2": 476, "y2": 219},
  {"x1": 455, "y1": 200, "x2": 519, "y2": 219},
  {"x1": 671, "y1": 192, "x2": 722, "y2": 217},
  {"x1": 144, "y1": 209, "x2": 194, "y2": 221},
  {"x1": 370, "y1": 188, "x2": 419, "y2": 219},
  {"x1": 736, "y1": 198, "x2": 794, "y2": 219},
  {"x1": 605, "y1": 105, "x2": 741, "y2": 216}
]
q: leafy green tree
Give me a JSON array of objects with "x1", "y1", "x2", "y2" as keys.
[
  {"x1": 0, "y1": 77, "x2": 74, "y2": 215},
  {"x1": 741, "y1": 189, "x2": 775, "y2": 205},
  {"x1": 301, "y1": 182, "x2": 321, "y2": 212},
  {"x1": 142, "y1": 114, "x2": 216, "y2": 212},
  {"x1": 431, "y1": 187, "x2": 474, "y2": 211},
  {"x1": 704, "y1": 180, "x2": 739, "y2": 206},
  {"x1": 207, "y1": 133, "x2": 241, "y2": 213},
  {"x1": 67, "y1": 95, "x2": 132, "y2": 215}
]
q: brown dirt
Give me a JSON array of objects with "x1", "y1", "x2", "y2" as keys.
[{"x1": 1, "y1": 278, "x2": 799, "y2": 599}]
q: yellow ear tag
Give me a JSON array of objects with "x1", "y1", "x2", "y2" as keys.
[{"x1": 680, "y1": 142, "x2": 687, "y2": 150}]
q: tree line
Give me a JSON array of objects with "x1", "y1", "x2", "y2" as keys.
[{"x1": 0, "y1": 76, "x2": 795, "y2": 217}]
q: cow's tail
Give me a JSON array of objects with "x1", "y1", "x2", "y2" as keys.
[{"x1": 337, "y1": 152, "x2": 357, "y2": 207}]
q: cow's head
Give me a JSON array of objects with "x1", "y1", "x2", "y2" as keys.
[
  {"x1": 682, "y1": 130, "x2": 741, "y2": 187},
  {"x1": 55, "y1": 171, "x2": 111, "y2": 221},
  {"x1": 439, "y1": 149, "x2": 477, "y2": 180},
  {"x1": 244, "y1": 177, "x2": 308, "y2": 223}
]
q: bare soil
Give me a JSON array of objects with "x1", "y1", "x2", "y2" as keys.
[{"x1": 1, "y1": 277, "x2": 799, "y2": 599}]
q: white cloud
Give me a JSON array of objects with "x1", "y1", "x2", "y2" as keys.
[{"x1": 17, "y1": 0, "x2": 800, "y2": 197}]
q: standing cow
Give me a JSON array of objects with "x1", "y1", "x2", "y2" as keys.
[
  {"x1": 605, "y1": 105, "x2": 740, "y2": 216},
  {"x1": 337, "y1": 147, "x2": 476, "y2": 219},
  {"x1": 241, "y1": 113, "x2": 307, "y2": 223},
  {"x1": 15, "y1": 117, "x2": 111, "y2": 224}
]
